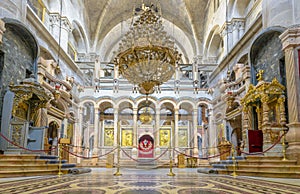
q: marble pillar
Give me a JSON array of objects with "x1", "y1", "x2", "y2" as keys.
[
  {"x1": 193, "y1": 109, "x2": 199, "y2": 156},
  {"x1": 113, "y1": 108, "x2": 119, "y2": 146},
  {"x1": 280, "y1": 26, "x2": 300, "y2": 163},
  {"x1": 155, "y1": 108, "x2": 160, "y2": 147},
  {"x1": 174, "y1": 109, "x2": 179, "y2": 149},
  {"x1": 133, "y1": 108, "x2": 138, "y2": 147},
  {"x1": 49, "y1": 14, "x2": 72, "y2": 52},
  {"x1": 93, "y1": 108, "x2": 99, "y2": 155}
]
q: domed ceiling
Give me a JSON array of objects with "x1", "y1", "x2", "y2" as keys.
[{"x1": 83, "y1": 0, "x2": 209, "y2": 60}]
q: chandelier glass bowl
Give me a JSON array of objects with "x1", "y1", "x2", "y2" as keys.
[{"x1": 113, "y1": 4, "x2": 181, "y2": 95}]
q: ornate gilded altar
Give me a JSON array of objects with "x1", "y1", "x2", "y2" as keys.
[
  {"x1": 0, "y1": 76, "x2": 52, "y2": 153},
  {"x1": 241, "y1": 70, "x2": 286, "y2": 154}
]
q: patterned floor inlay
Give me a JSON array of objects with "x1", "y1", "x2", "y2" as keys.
[{"x1": 0, "y1": 168, "x2": 299, "y2": 194}]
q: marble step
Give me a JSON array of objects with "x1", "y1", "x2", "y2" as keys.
[
  {"x1": 216, "y1": 169, "x2": 300, "y2": 178},
  {"x1": 0, "y1": 154, "x2": 38, "y2": 160},
  {"x1": 0, "y1": 164, "x2": 60, "y2": 171},
  {"x1": 136, "y1": 159, "x2": 157, "y2": 169},
  {"x1": 245, "y1": 155, "x2": 283, "y2": 161},
  {"x1": 0, "y1": 163, "x2": 76, "y2": 171},
  {"x1": 237, "y1": 159, "x2": 297, "y2": 165},
  {"x1": 225, "y1": 164, "x2": 300, "y2": 172},
  {"x1": 0, "y1": 159, "x2": 47, "y2": 165},
  {"x1": 0, "y1": 169, "x2": 69, "y2": 178},
  {"x1": 0, "y1": 154, "x2": 77, "y2": 178}
]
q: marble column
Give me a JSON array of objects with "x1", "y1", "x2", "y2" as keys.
[
  {"x1": 133, "y1": 108, "x2": 138, "y2": 147},
  {"x1": 221, "y1": 26, "x2": 228, "y2": 56},
  {"x1": 238, "y1": 21, "x2": 245, "y2": 39},
  {"x1": 77, "y1": 107, "x2": 84, "y2": 163},
  {"x1": 113, "y1": 108, "x2": 119, "y2": 146},
  {"x1": 93, "y1": 108, "x2": 99, "y2": 155},
  {"x1": 155, "y1": 108, "x2": 160, "y2": 147},
  {"x1": 0, "y1": 19, "x2": 5, "y2": 44},
  {"x1": 49, "y1": 14, "x2": 72, "y2": 52},
  {"x1": 232, "y1": 20, "x2": 239, "y2": 46},
  {"x1": 227, "y1": 23, "x2": 233, "y2": 50},
  {"x1": 280, "y1": 26, "x2": 300, "y2": 163},
  {"x1": 174, "y1": 109, "x2": 179, "y2": 149},
  {"x1": 193, "y1": 109, "x2": 199, "y2": 156}
]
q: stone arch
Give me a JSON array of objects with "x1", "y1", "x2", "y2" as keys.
[
  {"x1": 116, "y1": 98, "x2": 135, "y2": 110},
  {"x1": 136, "y1": 96, "x2": 158, "y2": 109},
  {"x1": 177, "y1": 100, "x2": 196, "y2": 110},
  {"x1": 82, "y1": 101, "x2": 95, "y2": 124},
  {"x1": 204, "y1": 25, "x2": 220, "y2": 57},
  {"x1": 230, "y1": 0, "x2": 251, "y2": 18},
  {"x1": 158, "y1": 99, "x2": 176, "y2": 110},
  {"x1": 70, "y1": 20, "x2": 89, "y2": 53},
  {"x1": 40, "y1": 47, "x2": 56, "y2": 60},
  {"x1": 208, "y1": 33, "x2": 223, "y2": 61},
  {"x1": 80, "y1": 99, "x2": 96, "y2": 107},
  {"x1": 249, "y1": 26, "x2": 286, "y2": 85},
  {"x1": 96, "y1": 97, "x2": 115, "y2": 108},
  {"x1": 1, "y1": 18, "x2": 39, "y2": 75},
  {"x1": 98, "y1": 99, "x2": 115, "y2": 113},
  {"x1": 159, "y1": 101, "x2": 175, "y2": 126}
]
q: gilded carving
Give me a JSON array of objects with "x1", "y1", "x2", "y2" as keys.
[
  {"x1": 159, "y1": 129, "x2": 170, "y2": 146},
  {"x1": 9, "y1": 77, "x2": 52, "y2": 119},
  {"x1": 122, "y1": 129, "x2": 133, "y2": 146},
  {"x1": 178, "y1": 128, "x2": 188, "y2": 147},
  {"x1": 241, "y1": 72, "x2": 287, "y2": 146},
  {"x1": 104, "y1": 128, "x2": 114, "y2": 146}
]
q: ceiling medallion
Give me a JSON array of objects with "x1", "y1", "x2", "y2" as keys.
[{"x1": 113, "y1": 3, "x2": 181, "y2": 95}]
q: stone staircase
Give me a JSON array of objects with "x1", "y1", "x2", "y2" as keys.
[
  {"x1": 198, "y1": 155, "x2": 300, "y2": 178},
  {"x1": 136, "y1": 159, "x2": 157, "y2": 169},
  {"x1": 0, "y1": 154, "x2": 79, "y2": 178}
]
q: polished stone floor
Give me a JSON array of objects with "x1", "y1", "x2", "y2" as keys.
[{"x1": 0, "y1": 168, "x2": 300, "y2": 194}]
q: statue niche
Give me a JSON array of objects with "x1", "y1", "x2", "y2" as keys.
[{"x1": 241, "y1": 70, "x2": 286, "y2": 154}]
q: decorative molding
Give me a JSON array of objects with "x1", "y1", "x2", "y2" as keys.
[{"x1": 0, "y1": 19, "x2": 6, "y2": 44}]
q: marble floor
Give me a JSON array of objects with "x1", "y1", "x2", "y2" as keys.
[{"x1": 0, "y1": 168, "x2": 299, "y2": 194}]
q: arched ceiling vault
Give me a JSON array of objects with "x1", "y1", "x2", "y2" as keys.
[{"x1": 84, "y1": 0, "x2": 209, "y2": 57}]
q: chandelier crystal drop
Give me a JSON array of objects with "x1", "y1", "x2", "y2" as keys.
[{"x1": 113, "y1": 4, "x2": 181, "y2": 95}]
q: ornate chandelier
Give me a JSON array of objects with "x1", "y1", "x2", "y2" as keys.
[{"x1": 113, "y1": 4, "x2": 181, "y2": 95}]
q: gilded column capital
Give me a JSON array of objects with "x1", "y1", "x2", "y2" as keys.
[{"x1": 0, "y1": 19, "x2": 6, "y2": 44}]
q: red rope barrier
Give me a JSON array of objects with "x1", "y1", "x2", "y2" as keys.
[
  {"x1": 62, "y1": 146, "x2": 117, "y2": 159},
  {"x1": 121, "y1": 148, "x2": 169, "y2": 163},
  {"x1": 0, "y1": 132, "x2": 56, "y2": 153},
  {"x1": 241, "y1": 130, "x2": 287, "y2": 155},
  {"x1": 173, "y1": 148, "x2": 229, "y2": 160}
]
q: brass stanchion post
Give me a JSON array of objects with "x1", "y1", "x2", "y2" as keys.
[
  {"x1": 114, "y1": 121, "x2": 122, "y2": 176},
  {"x1": 231, "y1": 145, "x2": 237, "y2": 178},
  {"x1": 58, "y1": 143, "x2": 63, "y2": 177},
  {"x1": 282, "y1": 127, "x2": 288, "y2": 161},
  {"x1": 167, "y1": 147, "x2": 175, "y2": 176}
]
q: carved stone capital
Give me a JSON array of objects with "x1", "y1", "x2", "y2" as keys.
[
  {"x1": 280, "y1": 26, "x2": 300, "y2": 50},
  {"x1": 0, "y1": 19, "x2": 6, "y2": 44}
]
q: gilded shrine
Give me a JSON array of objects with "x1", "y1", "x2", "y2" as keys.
[{"x1": 241, "y1": 70, "x2": 287, "y2": 155}]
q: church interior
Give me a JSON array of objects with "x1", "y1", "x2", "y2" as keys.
[{"x1": 0, "y1": 0, "x2": 300, "y2": 193}]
